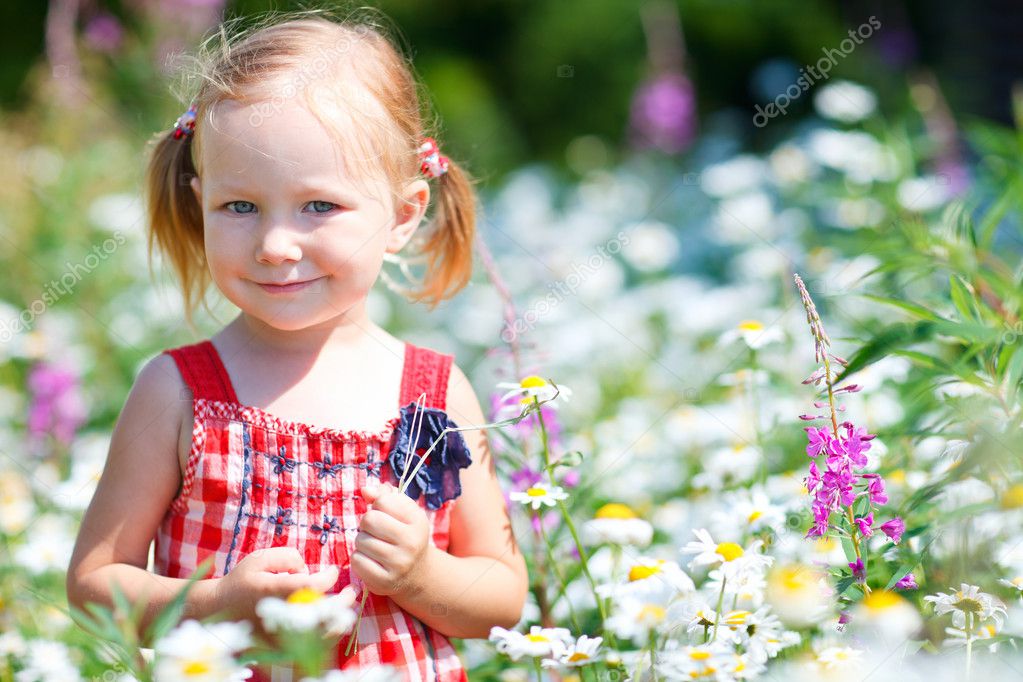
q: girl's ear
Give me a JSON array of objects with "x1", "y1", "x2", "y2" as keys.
[
  {"x1": 387, "y1": 178, "x2": 430, "y2": 253},
  {"x1": 190, "y1": 175, "x2": 203, "y2": 207}
]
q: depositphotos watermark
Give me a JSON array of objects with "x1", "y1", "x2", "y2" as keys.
[
  {"x1": 0, "y1": 232, "x2": 126, "y2": 343},
  {"x1": 753, "y1": 15, "x2": 881, "y2": 128}
]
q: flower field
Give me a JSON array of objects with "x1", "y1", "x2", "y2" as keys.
[{"x1": 2, "y1": 2, "x2": 1023, "y2": 680}]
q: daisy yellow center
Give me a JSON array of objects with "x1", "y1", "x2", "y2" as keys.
[
  {"x1": 568, "y1": 652, "x2": 591, "y2": 662},
  {"x1": 520, "y1": 376, "x2": 548, "y2": 389},
  {"x1": 183, "y1": 661, "x2": 211, "y2": 676},
  {"x1": 747, "y1": 510, "x2": 763, "y2": 523},
  {"x1": 834, "y1": 651, "x2": 849, "y2": 661},
  {"x1": 595, "y1": 503, "x2": 637, "y2": 519},
  {"x1": 628, "y1": 563, "x2": 663, "y2": 581},
  {"x1": 525, "y1": 487, "x2": 547, "y2": 497},
  {"x1": 637, "y1": 605, "x2": 666, "y2": 622},
  {"x1": 862, "y1": 590, "x2": 901, "y2": 611},
  {"x1": 287, "y1": 587, "x2": 323, "y2": 604},
  {"x1": 953, "y1": 597, "x2": 984, "y2": 614},
  {"x1": 888, "y1": 469, "x2": 906, "y2": 485},
  {"x1": 689, "y1": 650, "x2": 711, "y2": 661},
  {"x1": 724, "y1": 610, "x2": 751, "y2": 626},
  {"x1": 715, "y1": 542, "x2": 744, "y2": 562},
  {"x1": 1001, "y1": 484, "x2": 1023, "y2": 510},
  {"x1": 526, "y1": 634, "x2": 550, "y2": 643},
  {"x1": 1012, "y1": 577, "x2": 1023, "y2": 588},
  {"x1": 738, "y1": 320, "x2": 764, "y2": 332},
  {"x1": 982, "y1": 624, "x2": 997, "y2": 637},
  {"x1": 777, "y1": 565, "x2": 812, "y2": 591}
]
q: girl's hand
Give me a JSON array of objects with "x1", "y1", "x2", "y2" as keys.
[
  {"x1": 351, "y1": 482, "x2": 432, "y2": 597},
  {"x1": 214, "y1": 546, "x2": 339, "y2": 641}
]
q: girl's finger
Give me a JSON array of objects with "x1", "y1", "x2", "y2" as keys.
[
  {"x1": 354, "y1": 530, "x2": 394, "y2": 565},
  {"x1": 350, "y1": 550, "x2": 389, "y2": 587},
  {"x1": 255, "y1": 546, "x2": 306, "y2": 573},
  {"x1": 359, "y1": 509, "x2": 406, "y2": 544}
]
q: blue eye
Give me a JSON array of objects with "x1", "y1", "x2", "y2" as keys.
[
  {"x1": 307, "y1": 201, "x2": 338, "y2": 214},
  {"x1": 226, "y1": 201, "x2": 256, "y2": 214}
]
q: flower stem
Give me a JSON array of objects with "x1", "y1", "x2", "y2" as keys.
[
  {"x1": 533, "y1": 396, "x2": 618, "y2": 649},
  {"x1": 710, "y1": 576, "x2": 727, "y2": 643},
  {"x1": 535, "y1": 508, "x2": 583, "y2": 633},
  {"x1": 534, "y1": 657, "x2": 544, "y2": 682},
  {"x1": 966, "y1": 612, "x2": 974, "y2": 681}
]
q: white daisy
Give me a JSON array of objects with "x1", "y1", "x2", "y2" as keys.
[
  {"x1": 581, "y1": 502, "x2": 654, "y2": 547},
  {"x1": 851, "y1": 590, "x2": 923, "y2": 641},
  {"x1": 655, "y1": 642, "x2": 733, "y2": 680},
  {"x1": 509, "y1": 483, "x2": 569, "y2": 510},
  {"x1": 924, "y1": 584, "x2": 1008, "y2": 629},
  {"x1": 10, "y1": 639, "x2": 83, "y2": 682},
  {"x1": 496, "y1": 376, "x2": 572, "y2": 407},
  {"x1": 153, "y1": 619, "x2": 254, "y2": 682},
  {"x1": 255, "y1": 585, "x2": 357, "y2": 635},
  {"x1": 681, "y1": 529, "x2": 773, "y2": 581},
  {"x1": 999, "y1": 576, "x2": 1023, "y2": 596},
  {"x1": 813, "y1": 80, "x2": 877, "y2": 123},
  {"x1": 703, "y1": 565, "x2": 767, "y2": 609},
  {"x1": 719, "y1": 319, "x2": 785, "y2": 350},
  {"x1": 816, "y1": 645, "x2": 864, "y2": 670},
  {"x1": 605, "y1": 581, "x2": 678, "y2": 646},
  {"x1": 489, "y1": 626, "x2": 573, "y2": 661},
  {"x1": 540, "y1": 634, "x2": 602, "y2": 668},
  {"x1": 596, "y1": 557, "x2": 695, "y2": 600}
]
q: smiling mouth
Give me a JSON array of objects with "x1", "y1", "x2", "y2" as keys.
[{"x1": 256, "y1": 277, "x2": 323, "y2": 293}]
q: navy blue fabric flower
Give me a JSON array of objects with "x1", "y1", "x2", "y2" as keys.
[{"x1": 388, "y1": 401, "x2": 472, "y2": 510}]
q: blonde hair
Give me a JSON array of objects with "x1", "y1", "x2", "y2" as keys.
[{"x1": 144, "y1": 7, "x2": 477, "y2": 329}]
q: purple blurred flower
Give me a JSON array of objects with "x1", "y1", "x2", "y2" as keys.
[
  {"x1": 629, "y1": 71, "x2": 697, "y2": 155},
  {"x1": 560, "y1": 469, "x2": 581, "y2": 488},
  {"x1": 27, "y1": 360, "x2": 87, "y2": 448},
  {"x1": 895, "y1": 573, "x2": 918, "y2": 590},
  {"x1": 849, "y1": 558, "x2": 865, "y2": 583},
  {"x1": 530, "y1": 510, "x2": 559, "y2": 536},
  {"x1": 489, "y1": 391, "x2": 563, "y2": 452},
  {"x1": 880, "y1": 517, "x2": 905, "y2": 544},
  {"x1": 83, "y1": 13, "x2": 124, "y2": 53}
]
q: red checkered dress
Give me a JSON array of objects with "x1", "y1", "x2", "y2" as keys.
[{"x1": 153, "y1": 339, "x2": 469, "y2": 682}]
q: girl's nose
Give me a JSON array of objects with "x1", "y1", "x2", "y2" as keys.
[{"x1": 255, "y1": 222, "x2": 303, "y2": 265}]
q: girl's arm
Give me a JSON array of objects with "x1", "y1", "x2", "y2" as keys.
[
  {"x1": 68, "y1": 354, "x2": 345, "y2": 648},
  {"x1": 65, "y1": 354, "x2": 224, "y2": 647},
  {"x1": 389, "y1": 362, "x2": 529, "y2": 639}
]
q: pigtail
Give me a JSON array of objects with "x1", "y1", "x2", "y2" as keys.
[
  {"x1": 408, "y1": 154, "x2": 478, "y2": 310},
  {"x1": 143, "y1": 117, "x2": 209, "y2": 332}
]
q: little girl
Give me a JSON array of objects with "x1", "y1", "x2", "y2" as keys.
[{"x1": 65, "y1": 9, "x2": 528, "y2": 681}]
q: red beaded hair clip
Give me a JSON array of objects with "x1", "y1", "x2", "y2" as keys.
[
  {"x1": 172, "y1": 104, "x2": 197, "y2": 140},
  {"x1": 418, "y1": 137, "x2": 449, "y2": 179}
]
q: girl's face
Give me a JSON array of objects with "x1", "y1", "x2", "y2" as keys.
[{"x1": 190, "y1": 96, "x2": 428, "y2": 333}]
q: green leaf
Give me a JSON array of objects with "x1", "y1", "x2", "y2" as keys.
[
  {"x1": 977, "y1": 185, "x2": 1016, "y2": 250},
  {"x1": 840, "y1": 535, "x2": 856, "y2": 564},
  {"x1": 859, "y1": 294, "x2": 943, "y2": 322},
  {"x1": 835, "y1": 575, "x2": 856, "y2": 596},
  {"x1": 836, "y1": 321, "x2": 936, "y2": 384},
  {"x1": 885, "y1": 561, "x2": 917, "y2": 590},
  {"x1": 949, "y1": 274, "x2": 978, "y2": 322},
  {"x1": 147, "y1": 555, "x2": 217, "y2": 643}
]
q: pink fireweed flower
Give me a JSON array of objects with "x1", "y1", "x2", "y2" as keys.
[
  {"x1": 854, "y1": 512, "x2": 874, "y2": 538},
  {"x1": 879, "y1": 517, "x2": 905, "y2": 544},
  {"x1": 805, "y1": 427, "x2": 833, "y2": 458},
  {"x1": 849, "y1": 558, "x2": 866, "y2": 583},
  {"x1": 895, "y1": 573, "x2": 918, "y2": 590},
  {"x1": 861, "y1": 474, "x2": 888, "y2": 505}
]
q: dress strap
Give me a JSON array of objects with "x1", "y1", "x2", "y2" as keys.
[
  {"x1": 398, "y1": 343, "x2": 454, "y2": 411},
  {"x1": 162, "y1": 340, "x2": 240, "y2": 404}
]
